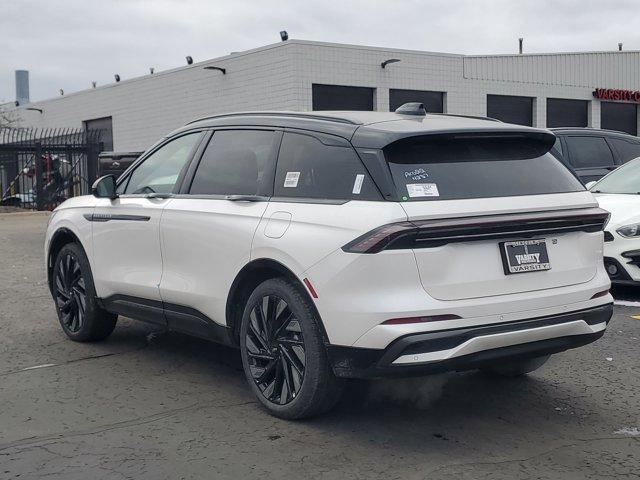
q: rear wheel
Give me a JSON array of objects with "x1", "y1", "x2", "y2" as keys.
[
  {"x1": 52, "y1": 243, "x2": 117, "y2": 342},
  {"x1": 239, "y1": 278, "x2": 343, "y2": 419},
  {"x1": 481, "y1": 355, "x2": 550, "y2": 377}
]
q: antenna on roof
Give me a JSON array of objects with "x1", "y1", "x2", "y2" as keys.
[{"x1": 395, "y1": 103, "x2": 427, "y2": 116}]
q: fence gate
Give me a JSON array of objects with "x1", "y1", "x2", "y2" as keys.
[{"x1": 0, "y1": 127, "x2": 103, "y2": 210}]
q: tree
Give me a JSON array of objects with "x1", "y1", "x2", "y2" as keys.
[{"x1": 0, "y1": 104, "x2": 21, "y2": 128}]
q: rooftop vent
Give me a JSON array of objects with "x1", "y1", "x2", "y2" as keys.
[{"x1": 395, "y1": 102, "x2": 427, "y2": 116}]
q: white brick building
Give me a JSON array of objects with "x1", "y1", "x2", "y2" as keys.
[{"x1": 9, "y1": 39, "x2": 640, "y2": 152}]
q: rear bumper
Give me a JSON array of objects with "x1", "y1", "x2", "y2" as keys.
[{"x1": 327, "y1": 304, "x2": 613, "y2": 378}]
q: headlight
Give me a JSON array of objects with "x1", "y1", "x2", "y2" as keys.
[{"x1": 616, "y1": 223, "x2": 640, "y2": 238}]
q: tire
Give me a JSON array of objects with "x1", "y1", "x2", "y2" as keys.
[
  {"x1": 481, "y1": 355, "x2": 550, "y2": 377},
  {"x1": 52, "y1": 243, "x2": 117, "y2": 342},
  {"x1": 239, "y1": 278, "x2": 343, "y2": 419}
]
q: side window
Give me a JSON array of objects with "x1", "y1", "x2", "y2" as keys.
[
  {"x1": 552, "y1": 137, "x2": 563, "y2": 157},
  {"x1": 189, "y1": 130, "x2": 277, "y2": 195},
  {"x1": 565, "y1": 136, "x2": 615, "y2": 168},
  {"x1": 123, "y1": 132, "x2": 201, "y2": 194},
  {"x1": 609, "y1": 138, "x2": 640, "y2": 163},
  {"x1": 274, "y1": 132, "x2": 380, "y2": 200}
]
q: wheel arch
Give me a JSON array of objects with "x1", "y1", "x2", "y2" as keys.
[
  {"x1": 47, "y1": 227, "x2": 85, "y2": 293},
  {"x1": 225, "y1": 258, "x2": 329, "y2": 345}
]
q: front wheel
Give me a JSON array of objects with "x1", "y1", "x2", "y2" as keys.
[
  {"x1": 481, "y1": 355, "x2": 550, "y2": 377},
  {"x1": 239, "y1": 278, "x2": 343, "y2": 419},
  {"x1": 52, "y1": 243, "x2": 117, "y2": 342}
]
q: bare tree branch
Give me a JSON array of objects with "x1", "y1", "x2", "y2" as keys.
[{"x1": 0, "y1": 106, "x2": 22, "y2": 128}]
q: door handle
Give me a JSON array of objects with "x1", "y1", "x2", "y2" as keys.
[{"x1": 225, "y1": 195, "x2": 264, "y2": 202}]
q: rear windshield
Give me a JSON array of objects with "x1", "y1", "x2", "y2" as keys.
[{"x1": 383, "y1": 135, "x2": 584, "y2": 201}]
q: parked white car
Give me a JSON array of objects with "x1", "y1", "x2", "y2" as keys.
[
  {"x1": 589, "y1": 157, "x2": 640, "y2": 285},
  {"x1": 45, "y1": 106, "x2": 613, "y2": 418}
]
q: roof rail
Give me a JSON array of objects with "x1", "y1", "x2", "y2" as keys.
[
  {"x1": 429, "y1": 113, "x2": 503, "y2": 123},
  {"x1": 550, "y1": 126, "x2": 632, "y2": 135},
  {"x1": 186, "y1": 111, "x2": 359, "y2": 126}
]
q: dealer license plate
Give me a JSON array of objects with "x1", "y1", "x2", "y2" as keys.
[{"x1": 500, "y1": 239, "x2": 551, "y2": 275}]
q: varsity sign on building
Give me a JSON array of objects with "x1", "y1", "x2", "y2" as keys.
[{"x1": 593, "y1": 88, "x2": 640, "y2": 102}]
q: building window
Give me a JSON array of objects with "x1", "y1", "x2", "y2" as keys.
[
  {"x1": 312, "y1": 84, "x2": 374, "y2": 111},
  {"x1": 601, "y1": 102, "x2": 638, "y2": 136},
  {"x1": 83, "y1": 117, "x2": 113, "y2": 152},
  {"x1": 389, "y1": 89, "x2": 444, "y2": 113},
  {"x1": 547, "y1": 98, "x2": 588, "y2": 128},
  {"x1": 486, "y1": 95, "x2": 533, "y2": 126}
]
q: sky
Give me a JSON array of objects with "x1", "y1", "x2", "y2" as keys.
[{"x1": 2, "y1": 0, "x2": 640, "y2": 103}]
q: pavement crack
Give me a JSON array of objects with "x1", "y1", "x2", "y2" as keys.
[
  {"x1": 0, "y1": 334, "x2": 159, "y2": 378},
  {"x1": 423, "y1": 436, "x2": 639, "y2": 477},
  {"x1": 0, "y1": 400, "x2": 255, "y2": 452}
]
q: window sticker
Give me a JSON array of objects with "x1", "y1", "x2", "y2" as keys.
[
  {"x1": 404, "y1": 167, "x2": 429, "y2": 181},
  {"x1": 283, "y1": 171, "x2": 300, "y2": 188},
  {"x1": 406, "y1": 183, "x2": 439, "y2": 198},
  {"x1": 352, "y1": 174, "x2": 365, "y2": 194}
]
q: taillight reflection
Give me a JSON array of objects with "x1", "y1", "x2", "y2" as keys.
[{"x1": 382, "y1": 314, "x2": 461, "y2": 325}]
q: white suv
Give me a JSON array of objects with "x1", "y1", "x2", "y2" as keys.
[{"x1": 45, "y1": 105, "x2": 613, "y2": 419}]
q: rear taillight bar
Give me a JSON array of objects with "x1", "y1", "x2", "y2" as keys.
[{"x1": 342, "y1": 207, "x2": 610, "y2": 254}]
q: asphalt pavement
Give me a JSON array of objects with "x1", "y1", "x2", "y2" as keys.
[{"x1": 1, "y1": 212, "x2": 639, "y2": 480}]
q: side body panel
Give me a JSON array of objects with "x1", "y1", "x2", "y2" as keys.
[
  {"x1": 159, "y1": 197, "x2": 269, "y2": 326},
  {"x1": 251, "y1": 200, "x2": 409, "y2": 279},
  {"x1": 91, "y1": 196, "x2": 169, "y2": 302},
  {"x1": 45, "y1": 196, "x2": 97, "y2": 275}
]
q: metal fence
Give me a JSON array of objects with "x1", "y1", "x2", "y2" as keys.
[{"x1": 0, "y1": 127, "x2": 103, "y2": 210}]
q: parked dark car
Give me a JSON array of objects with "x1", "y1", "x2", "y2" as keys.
[
  {"x1": 550, "y1": 128, "x2": 640, "y2": 184},
  {"x1": 98, "y1": 151, "x2": 142, "y2": 178}
]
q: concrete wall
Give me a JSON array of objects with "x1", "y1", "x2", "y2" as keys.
[
  {"x1": 10, "y1": 40, "x2": 640, "y2": 151},
  {"x1": 14, "y1": 42, "x2": 300, "y2": 151}
]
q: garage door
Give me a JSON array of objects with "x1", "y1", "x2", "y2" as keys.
[
  {"x1": 547, "y1": 99, "x2": 588, "y2": 127},
  {"x1": 601, "y1": 102, "x2": 637, "y2": 136},
  {"x1": 486, "y1": 95, "x2": 533, "y2": 126},
  {"x1": 389, "y1": 89, "x2": 444, "y2": 113},
  {"x1": 312, "y1": 84, "x2": 374, "y2": 111}
]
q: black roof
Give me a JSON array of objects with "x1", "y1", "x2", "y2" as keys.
[{"x1": 170, "y1": 110, "x2": 555, "y2": 149}]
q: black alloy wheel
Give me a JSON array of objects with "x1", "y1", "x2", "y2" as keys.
[
  {"x1": 54, "y1": 251, "x2": 87, "y2": 334},
  {"x1": 245, "y1": 295, "x2": 306, "y2": 405}
]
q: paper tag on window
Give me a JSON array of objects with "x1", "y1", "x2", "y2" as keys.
[
  {"x1": 284, "y1": 171, "x2": 300, "y2": 188},
  {"x1": 406, "y1": 183, "x2": 439, "y2": 198},
  {"x1": 352, "y1": 174, "x2": 365, "y2": 194}
]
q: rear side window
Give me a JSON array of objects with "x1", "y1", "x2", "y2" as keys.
[
  {"x1": 609, "y1": 138, "x2": 640, "y2": 163},
  {"x1": 274, "y1": 132, "x2": 380, "y2": 200},
  {"x1": 189, "y1": 130, "x2": 277, "y2": 195},
  {"x1": 565, "y1": 136, "x2": 615, "y2": 168},
  {"x1": 552, "y1": 137, "x2": 563, "y2": 157},
  {"x1": 383, "y1": 135, "x2": 583, "y2": 201}
]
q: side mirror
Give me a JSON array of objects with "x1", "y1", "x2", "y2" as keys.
[
  {"x1": 585, "y1": 181, "x2": 597, "y2": 190},
  {"x1": 92, "y1": 175, "x2": 118, "y2": 199}
]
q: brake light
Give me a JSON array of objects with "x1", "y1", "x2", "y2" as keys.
[
  {"x1": 341, "y1": 222, "x2": 415, "y2": 254},
  {"x1": 382, "y1": 314, "x2": 461, "y2": 325}
]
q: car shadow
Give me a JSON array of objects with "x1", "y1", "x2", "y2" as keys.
[{"x1": 107, "y1": 321, "x2": 609, "y2": 446}]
